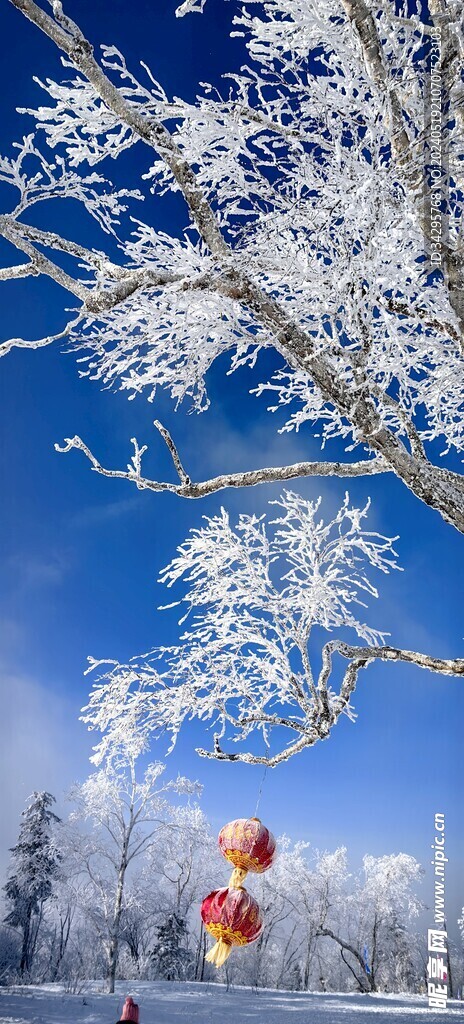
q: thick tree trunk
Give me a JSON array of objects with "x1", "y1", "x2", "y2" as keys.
[
  {"x1": 107, "y1": 837, "x2": 130, "y2": 994},
  {"x1": 19, "y1": 916, "x2": 31, "y2": 976}
]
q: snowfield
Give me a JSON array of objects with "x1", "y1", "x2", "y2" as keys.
[{"x1": 1, "y1": 982, "x2": 464, "y2": 1024}]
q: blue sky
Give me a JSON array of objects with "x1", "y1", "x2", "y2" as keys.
[{"x1": 0, "y1": 0, "x2": 463, "y2": 942}]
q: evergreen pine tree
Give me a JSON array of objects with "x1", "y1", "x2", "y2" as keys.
[
  {"x1": 151, "y1": 913, "x2": 193, "y2": 981},
  {"x1": 3, "y1": 791, "x2": 61, "y2": 976}
]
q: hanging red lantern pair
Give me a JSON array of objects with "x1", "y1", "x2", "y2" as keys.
[{"x1": 200, "y1": 817, "x2": 276, "y2": 967}]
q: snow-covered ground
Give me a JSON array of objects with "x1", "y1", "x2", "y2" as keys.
[{"x1": 1, "y1": 981, "x2": 464, "y2": 1024}]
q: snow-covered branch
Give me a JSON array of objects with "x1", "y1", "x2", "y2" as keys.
[
  {"x1": 0, "y1": 316, "x2": 83, "y2": 358},
  {"x1": 340, "y1": 0, "x2": 464, "y2": 329},
  {"x1": 0, "y1": 213, "x2": 215, "y2": 318},
  {"x1": 326, "y1": 639, "x2": 464, "y2": 678},
  {"x1": 172, "y1": 638, "x2": 464, "y2": 767},
  {"x1": 55, "y1": 426, "x2": 389, "y2": 498},
  {"x1": 0, "y1": 213, "x2": 88, "y2": 302},
  {"x1": 10, "y1": 0, "x2": 228, "y2": 259},
  {"x1": 2, "y1": 0, "x2": 464, "y2": 536},
  {"x1": 0, "y1": 261, "x2": 39, "y2": 281}
]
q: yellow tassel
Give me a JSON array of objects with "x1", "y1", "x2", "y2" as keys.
[
  {"x1": 205, "y1": 939, "x2": 233, "y2": 968},
  {"x1": 228, "y1": 866, "x2": 248, "y2": 889}
]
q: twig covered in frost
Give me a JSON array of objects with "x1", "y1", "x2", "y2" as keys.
[{"x1": 55, "y1": 426, "x2": 389, "y2": 497}]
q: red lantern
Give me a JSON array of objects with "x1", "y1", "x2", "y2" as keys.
[
  {"x1": 201, "y1": 886, "x2": 263, "y2": 967},
  {"x1": 201, "y1": 816, "x2": 276, "y2": 968},
  {"x1": 219, "y1": 817, "x2": 276, "y2": 874}
]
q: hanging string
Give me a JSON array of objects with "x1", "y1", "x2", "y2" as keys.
[
  {"x1": 254, "y1": 727, "x2": 270, "y2": 817},
  {"x1": 254, "y1": 763, "x2": 267, "y2": 817}
]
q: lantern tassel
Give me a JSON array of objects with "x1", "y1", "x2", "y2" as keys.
[
  {"x1": 228, "y1": 866, "x2": 248, "y2": 889},
  {"x1": 205, "y1": 939, "x2": 233, "y2": 968}
]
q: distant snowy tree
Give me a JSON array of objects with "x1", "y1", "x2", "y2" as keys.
[
  {"x1": 145, "y1": 804, "x2": 216, "y2": 919},
  {"x1": 231, "y1": 837, "x2": 321, "y2": 990},
  {"x1": 316, "y1": 852, "x2": 424, "y2": 992},
  {"x1": 222, "y1": 839, "x2": 424, "y2": 993},
  {"x1": 43, "y1": 894, "x2": 74, "y2": 983},
  {"x1": 3, "y1": 792, "x2": 61, "y2": 976},
  {"x1": 67, "y1": 749, "x2": 201, "y2": 993},
  {"x1": 254, "y1": 839, "x2": 351, "y2": 990},
  {"x1": 151, "y1": 913, "x2": 193, "y2": 980},
  {"x1": 116, "y1": 803, "x2": 215, "y2": 979}
]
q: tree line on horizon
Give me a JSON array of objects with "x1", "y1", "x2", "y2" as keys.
[{"x1": 1, "y1": 772, "x2": 462, "y2": 997}]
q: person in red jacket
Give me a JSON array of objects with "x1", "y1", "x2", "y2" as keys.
[{"x1": 116, "y1": 996, "x2": 139, "y2": 1023}]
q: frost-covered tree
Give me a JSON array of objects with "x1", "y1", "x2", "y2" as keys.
[
  {"x1": 67, "y1": 750, "x2": 201, "y2": 993},
  {"x1": 251, "y1": 839, "x2": 351, "y2": 990},
  {"x1": 1, "y1": 0, "x2": 463, "y2": 530},
  {"x1": 145, "y1": 804, "x2": 216, "y2": 919},
  {"x1": 1, "y1": 1, "x2": 464, "y2": 764},
  {"x1": 151, "y1": 913, "x2": 193, "y2": 981},
  {"x1": 316, "y1": 851, "x2": 424, "y2": 992},
  {"x1": 3, "y1": 791, "x2": 61, "y2": 977},
  {"x1": 82, "y1": 492, "x2": 462, "y2": 765},
  {"x1": 117, "y1": 803, "x2": 215, "y2": 979},
  {"x1": 221, "y1": 839, "x2": 424, "y2": 993},
  {"x1": 240, "y1": 837, "x2": 328, "y2": 990}
]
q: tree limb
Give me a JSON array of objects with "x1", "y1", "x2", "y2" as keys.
[
  {"x1": 384, "y1": 296, "x2": 462, "y2": 349},
  {"x1": 153, "y1": 420, "x2": 190, "y2": 486},
  {"x1": 54, "y1": 429, "x2": 389, "y2": 498},
  {"x1": 196, "y1": 638, "x2": 464, "y2": 765},
  {"x1": 340, "y1": 0, "x2": 413, "y2": 175},
  {"x1": 0, "y1": 213, "x2": 88, "y2": 302},
  {"x1": 196, "y1": 731, "x2": 314, "y2": 768},
  {"x1": 0, "y1": 261, "x2": 39, "y2": 281},
  {"x1": 0, "y1": 315, "x2": 84, "y2": 358},
  {"x1": 326, "y1": 639, "x2": 464, "y2": 677},
  {"x1": 8, "y1": 0, "x2": 464, "y2": 535},
  {"x1": 319, "y1": 926, "x2": 367, "y2": 970},
  {"x1": 0, "y1": 215, "x2": 223, "y2": 313},
  {"x1": 340, "y1": 0, "x2": 464, "y2": 332},
  {"x1": 9, "y1": 221, "x2": 119, "y2": 272}
]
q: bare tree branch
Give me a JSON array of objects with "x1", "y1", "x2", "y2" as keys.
[
  {"x1": 195, "y1": 638, "x2": 464, "y2": 766},
  {"x1": 326, "y1": 639, "x2": 464, "y2": 678},
  {"x1": 0, "y1": 315, "x2": 84, "y2": 358},
  {"x1": 54, "y1": 429, "x2": 390, "y2": 498},
  {"x1": 0, "y1": 261, "x2": 39, "y2": 281}
]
